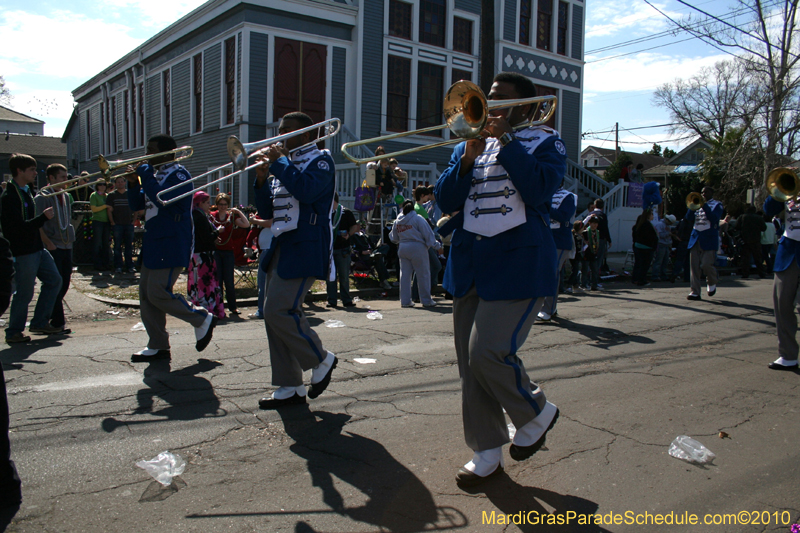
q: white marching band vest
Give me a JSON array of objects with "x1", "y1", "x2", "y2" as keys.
[
  {"x1": 550, "y1": 188, "x2": 576, "y2": 229},
  {"x1": 463, "y1": 126, "x2": 558, "y2": 237},
  {"x1": 145, "y1": 163, "x2": 187, "y2": 221},
  {"x1": 270, "y1": 146, "x2": 327, "y2": 237},
  {"x1": 693, "y1": 199, "x2": 720, "y2": 232},
  {"x1": 785, "y1": 200, "x2": 800, "y2": 241}
]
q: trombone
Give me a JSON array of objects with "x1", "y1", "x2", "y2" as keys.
[
  {"x1": 156, "y1": 118, "x2": 341, "y2": 206},
  {"x1": 39, "y1": 147, "x2": 193, "y2": 197},
  {"x1": 765, "y1": 167, "x2": 799, "y2": 202},
  {"x1": 340, "y1": 80, "x2": 557, "y2": 165}
]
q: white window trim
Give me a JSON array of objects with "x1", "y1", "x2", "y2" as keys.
[
  {"x1": 190, "y1": 51, "x2": 204, "y2": 136},
  {"x1": 450, "y1": 9, "x2": 480, "y2": 57}
]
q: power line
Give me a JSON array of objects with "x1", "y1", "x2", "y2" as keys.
[{"x1": 585, "y1": 122, "x2": 681, "y2": 135}]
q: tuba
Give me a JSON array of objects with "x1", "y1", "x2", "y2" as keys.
[
  {"x1": 686, "y1": 192, "x2": 704, "y2": 211},
  {"x1": 765, "y1": 167, "x2": 799, "y2": 202}
]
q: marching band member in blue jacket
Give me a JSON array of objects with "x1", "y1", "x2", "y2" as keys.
[
  {"x1": 253, "y1": 112, "x2": 338, "y2": 409},
  {"x1": 539, "y1": 183, "x2": 576, "y2": 321},
  {"x1": 128, "y1": 134, "x2": 217, "y2": 362},
  {"x1": 684, "y1": 186, "x2": 724, "y2": 301},
  {"x1": 764, "y1": 195, "x2": 800, "y2": 371},
  {"x1": 434, "y1": 72, "x2": 564, "y2": 488}
]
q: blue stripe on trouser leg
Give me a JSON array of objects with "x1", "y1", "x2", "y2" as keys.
[
  {"x1": 291, "y1": 277, "x2": 325, "y2": 363},
  {"x1": 166, "y1": 267, "x2": 208, "y2": 318},
  {"x1": 504, "y1": 297, "x2": 543, "y2": 415}
]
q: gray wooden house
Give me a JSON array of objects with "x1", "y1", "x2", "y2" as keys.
[{"x1": 64, "y1": 0, "x2": 593, "y2": 208}]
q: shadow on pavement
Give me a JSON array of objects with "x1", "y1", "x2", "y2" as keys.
[
  {"x1": 469, "y1": 472, "x2": 612, "y2": 532},
  {"x1": 279, "y1": 406, "x2": 460, "y2": 532},
  {"x1": 101, "y1": 358, "x2": 224, "y2": 432},
  {"x1": 0, "y1": 337, "x2": 65, "y2": 370},
  {"x1": 550, "y1": 318, "x2": 655, "y2": 350}
]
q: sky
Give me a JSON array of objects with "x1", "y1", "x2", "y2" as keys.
[{"x1": 0, "y1": 0, "x2": 752, "y2": 158}]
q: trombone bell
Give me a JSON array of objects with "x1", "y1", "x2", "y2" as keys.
[
  {"x1": 686, "y1": 192, "x2": 704, "y2": 211},
  {"x1": 766, "y1": 167, "x2": 800, "y2": 202}
]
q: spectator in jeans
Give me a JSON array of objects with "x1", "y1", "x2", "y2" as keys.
[
  {"x1": 107, "y1": 176, "x2": 135, "y2": 273},
  {"x1": 34, "y1": 164, "x2": 75, "y2": 334},
  {"x1": 582, "y1": 217, "x2": 601, "y2": 290},
  {"x1": 89, "y1": 180, "x2": 112, "y2": 271},
  {"x1": 739, "y1": 205, "x2": 767, "y2": 279},
  {"x1": 566, "y1": 221, "x2": 584, "y2": 291},
  {"x1": 584, "y1": 199, "x2": 611, "y2": 278},
  {"x1": 651, "y1": 214, "x2": 675, "y2": 282},
  {"x1": 211, "y1": 193, "x2": 250, "y2": 316},
  {"x1": 327, "y1": 193, "x2": 359, "y2": 308},
  {"x1": 1, "y1": 153, "x2": 63, "y2": 343},
  {"x1": 632, "y1": 208, "x2": 658, "y2": 286}
]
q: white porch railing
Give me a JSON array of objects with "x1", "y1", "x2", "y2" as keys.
[
  {"x1": 336, "y1": 162, "x2": 441, "y2": 211},
  {"x1": 567, "y1": 159, "x2": 611, "y2": 202}
]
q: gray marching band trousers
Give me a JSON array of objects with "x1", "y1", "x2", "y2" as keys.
[
  {"x1": 773, "y1": 260, "x2": 800, "y2": 362},
  {"x1": 542, "y1": 248, "x2": 571, "y2": 315},
  {"x1": 453, "y1": 287, "x2": 548, "y2": 452},
  {"x1": 140, "y1": 265, "x2": 209, "y2": 350},
  {"x1": 263, "y1": 245, "x2": 327, "y2": 387},
  {"x1": 690, "y1": 244, "x2": 718, "y2": 294}
]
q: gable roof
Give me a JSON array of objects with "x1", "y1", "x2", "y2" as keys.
[
  {"x1": 0, "y1": 105, "x2": 45, "y2": 124},
  {"x1": 1, "y1": 134, "x2": 66, "y2": 158},
  {"x1": 666, "y1": 138, "x2": 712, "y2": 165},
  {"x1": 580, "y1": 145, "x2": 665, "y2": 171}
]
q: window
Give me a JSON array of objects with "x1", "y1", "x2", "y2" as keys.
[
  {"x1": 537, "y1": 0, "x2": 553, "y2": 51},
  {"x1": 452, "y1": 68, "x2": 472, "y2": 85},
  {"x1": 111, "y1": 95, "x2": 118, "y2": 153},
  {"x1": 130, "y1": 87, "x2": 136, "y2": 148},
  {"x1": 582, "y1": 159, "x2": 587, "y2": 167},
  {"x1": 453, "y1": 17, "x2": 473, "y2": 54},
  {"x1": 100, "y1": 103, "x2": 105, "y2": 154},
  {"x1": 193, "y1": 54, "x2": 203, "y2": 133},
  {"x1": 593, "y1": 159, "x2": 598, "y2": 166},
  {"x1": 85, "y1": 110, "x2": 91, "y2": 160},
  {"x1": 225, "y1": 37, "x2": 236, "y2": 125},
  {"x1": 389, "y1": 0, "x2": 412, "y2": 40},
  {"x1": 557, "y1": 2, "x2": 569, "y2": 55},
  {"x1": 387, "y1": 55, "x2": 411, "y2": 131},
  {"x1": 124, "y1": 91, "x2": 130, "y2": 150},
  {"x1": 520, "y1": 0, "x2": 533, "y2": 46},
  {"x1": 416, "y1": 62, "x2": 444, "y2": 136},
  {"x1": 138, "y1": 83, "x2": 145, "y2": 147},
  {"x1": 162, "y1": 70, "x2": 171, "y2": 135},
  {"x1": 420, "y1": 0, "x2": 446, "y2": 47}
]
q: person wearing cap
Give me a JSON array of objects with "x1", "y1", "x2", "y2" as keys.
[
  {"x1": 651, "y1": 214, "x2": 676, "y2": 282},
  {"x1": 188, "y1": 191, "x2": 225, "y2": 319}
]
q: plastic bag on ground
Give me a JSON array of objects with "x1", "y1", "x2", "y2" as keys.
[
  {"x1": 131, "y1": 322, "x2": 145, "y2": 331},
  {"x1": 136, "y1": 451, "x2": 186, "y2": 486},
  {"x1": 324, "y1": 320, "x2": 346, "y2": 328},
  {"x1": 669, "y1": 435, "x2": 716, "y2": 464},
  {"x1": 366, "y1": 311, "x2": 383, "y2": 320}
]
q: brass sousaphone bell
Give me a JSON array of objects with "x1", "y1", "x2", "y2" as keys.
[
  {"x1": 686, "y1": 191, "x2": 704, "y2": 211},
  {"x1": 765, "y1": 167, "x2": 800, "y2": 202}
]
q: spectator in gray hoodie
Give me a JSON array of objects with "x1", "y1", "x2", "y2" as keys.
[{"x1": 390, "y1": 200, "x2": 440, "y2": 308}]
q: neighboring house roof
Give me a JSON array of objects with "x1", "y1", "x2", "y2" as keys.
[
  {"x1": 642, "y1": 164, "x2": 678, "y2": 176},
  {"x1": 580, "y1": 145, "x2": 665, "y2": 170},
  {"x1": 666, "y1": 138, "x2": 712, "y2": 165},
  {"x1": 0, "y1": 105, "x2": 45, "y2": 124},
  {"x1": 1, "y1": 134, "x2": 66, "y2": 158}
]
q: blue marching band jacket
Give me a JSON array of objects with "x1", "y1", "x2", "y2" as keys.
[
  {"x1": 255, "y1": 145, "x2": 336, "y2": 281},
  {"x1": 130, "y1": 162, "x2": 194, "y2": 270},
  {"x1": 684, "y1": 199, "x2": 724, "y2": 252},
  {"x1": 764, "y1": 196, "x2": 800, "y2": 273},
  {"x1": 435, "y1": 126, "x2": 567, "y2": 301},
  {"x1": 549, "y1": 187, "x2": 577, "y2": 251}
]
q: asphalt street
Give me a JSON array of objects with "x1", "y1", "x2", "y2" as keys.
[{"x1": 1, "y1": 277, "x2": 798, "y2": 532}]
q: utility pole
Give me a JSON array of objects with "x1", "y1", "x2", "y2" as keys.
[{"x1": 615, "y1": 122, "x2": 620, "y2": 160}]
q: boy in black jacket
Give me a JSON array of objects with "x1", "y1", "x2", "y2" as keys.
[{"x1": 0, "y1": 153, "x2": 63, "y2": 343}]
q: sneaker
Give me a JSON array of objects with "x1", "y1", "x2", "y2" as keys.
[
  {"x1": 707, "y1": 285, "x2": 716, "y2": 297},
  {"x1": 687, "y1": 293, "x2": 701, "y2": 301},
  {"x1": 6, "y1": 333, "x2": 31, "y2": 344},
  {"x1": 537, "y1": 311, "x2": 552, "y2": 322}
]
